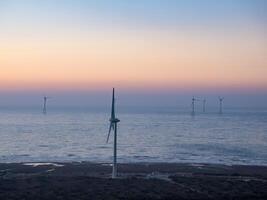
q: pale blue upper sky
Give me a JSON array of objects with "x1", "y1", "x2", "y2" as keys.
[{"x1": 1, "y1": 0, "x2": 266, "y2": 30}]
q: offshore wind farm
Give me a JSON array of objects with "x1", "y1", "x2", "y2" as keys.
[
  {"x1": 0, "y1": 101, "x2": 266, "y2": 166},
  {"x1": 0, "y1": 0, "x2": 267, "y2": 199}
]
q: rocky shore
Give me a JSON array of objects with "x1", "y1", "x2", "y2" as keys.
[{"x1": 0, "y1": 162, "x2": 267, "y2": 199}]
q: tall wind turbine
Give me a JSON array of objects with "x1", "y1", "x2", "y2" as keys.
[
  {"x1": 106, "y1": 88, "x2": 120, "y2": 178},
  {"x1": 203, "y1": 99, "x2": 206, "y2": 113},
  {"x1": 43, "y1": 96, "x2": 50, "y2": 114},
  {"x1": 219, "y1": 96, "x2": 224, "y2": 114}
]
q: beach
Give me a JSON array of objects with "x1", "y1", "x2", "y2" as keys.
[{"x1": 0, "y1": 162, "x2": 267, "y2": 199}]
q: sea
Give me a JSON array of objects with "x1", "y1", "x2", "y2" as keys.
[{"x1": 0, "y1": 106, "x2": 266, "y2": 165}]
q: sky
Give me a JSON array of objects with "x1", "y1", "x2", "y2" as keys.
[{"x1": 0, "y1": 0, "x2": 267, "y2": 107}]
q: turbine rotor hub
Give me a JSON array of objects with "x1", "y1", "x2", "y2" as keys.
[{"x1": 110, "y1": 118, "x2": 120, "y2": 123}]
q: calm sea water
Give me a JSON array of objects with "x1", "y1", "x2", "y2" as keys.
[{"x1": 0, "y1": 106, "x2": 266, "y2": 165}]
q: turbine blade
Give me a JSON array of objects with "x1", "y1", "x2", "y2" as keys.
[
  {"x1": 111, "y1": 88, "x2": 115, "y2": 119},
  {"x1": 106, "y1": 123, "x2": 113, "y2": 143}
]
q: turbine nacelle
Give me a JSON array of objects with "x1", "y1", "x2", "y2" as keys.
[
  {"x1": 109, "y1": 118, "x2": 120, "y2": 123},
  {"x1": 192, "y1": 96, "x2": 201, "y2": 102}
]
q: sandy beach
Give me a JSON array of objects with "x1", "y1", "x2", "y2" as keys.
[{"x1": 0, "y1": 162, "x2": 266, "y2": 199}]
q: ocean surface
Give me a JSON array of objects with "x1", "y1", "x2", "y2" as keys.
[{"x1": 0, "y1": 106, "x2": 267, "y2": 165}]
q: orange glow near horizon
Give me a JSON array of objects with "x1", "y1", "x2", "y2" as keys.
[{"x1": 1, "y1": 29, "x2": 266, "y2": 92}]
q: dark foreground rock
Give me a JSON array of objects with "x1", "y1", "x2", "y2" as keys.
[{"x1": 0, "y1": 162, "x2": 267, "y2": 200}]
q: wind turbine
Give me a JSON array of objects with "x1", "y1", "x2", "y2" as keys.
[
  {"x1": 219, "y1": 96, "x2": 224, "y2": 114},
  {"x1": 203, "y1": 99, "x2": 206, "y2": 113},
  {"x1": 106, "y1": 88, "x2": 120, "y2": 178},
  {"x1": 191, "y1": 96, "x2": 201, "y2": 115},
  {"x1": 191, "y1": 96, "x2": 196, "y2": 115},
  {"x1": 43, "y1": 96, "x2": 50, "y2": 114}
]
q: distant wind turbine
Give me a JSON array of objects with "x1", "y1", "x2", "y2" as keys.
[
  {"x1": 106, "y1": 88, "x2": 120, "y2": 178},
  {"x1": 43, "y1": 96, "x2": 51, "y2": 114},
  {"x1": 219, "y1": 96, "x2": 224, "y2": 114},
  {"x1": 191, "y1": 96, "x2": 201, "y2": 115},
  {"x1": 203, "y1": 99, "x2": 206, "y2": 113}
]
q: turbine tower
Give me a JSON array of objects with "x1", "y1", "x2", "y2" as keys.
[
  {"x1": 219, "y1": 96, "x2": 224, "y2": 114},
  {"x1": 43, "y1": 96, "x2": 48, "y2": 114},
  {"x1": 191, "y1": 97, "x2": 196, "y2": 115},
  {"x1": 106, "y1": 88, "x2": 120, "y2": 178},
  {"x1": 203, "y1": 99, "x2": 206, "y2": 113},
  {"x1": 191, "y1": 96, "x2": 199, "y2": 115}
]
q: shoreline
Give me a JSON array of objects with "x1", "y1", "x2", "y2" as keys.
[
  {"x1": 2, "y1": 159, "x2": 267, "y2": 166},
  {"x1": 0, "y1": 162, "x2": 267, "y2": 199}
]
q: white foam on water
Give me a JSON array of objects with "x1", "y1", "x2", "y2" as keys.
[
  {"x1": 101, "y1": 163, "x2": 113, "y2": 166},
  {"x1": 23, "y1": 163, "x2": 64, "y2": 167}
]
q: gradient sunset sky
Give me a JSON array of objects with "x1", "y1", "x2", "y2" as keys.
[{"x1": 0, "y1": 0, "x2": 266, "y2": 106}]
